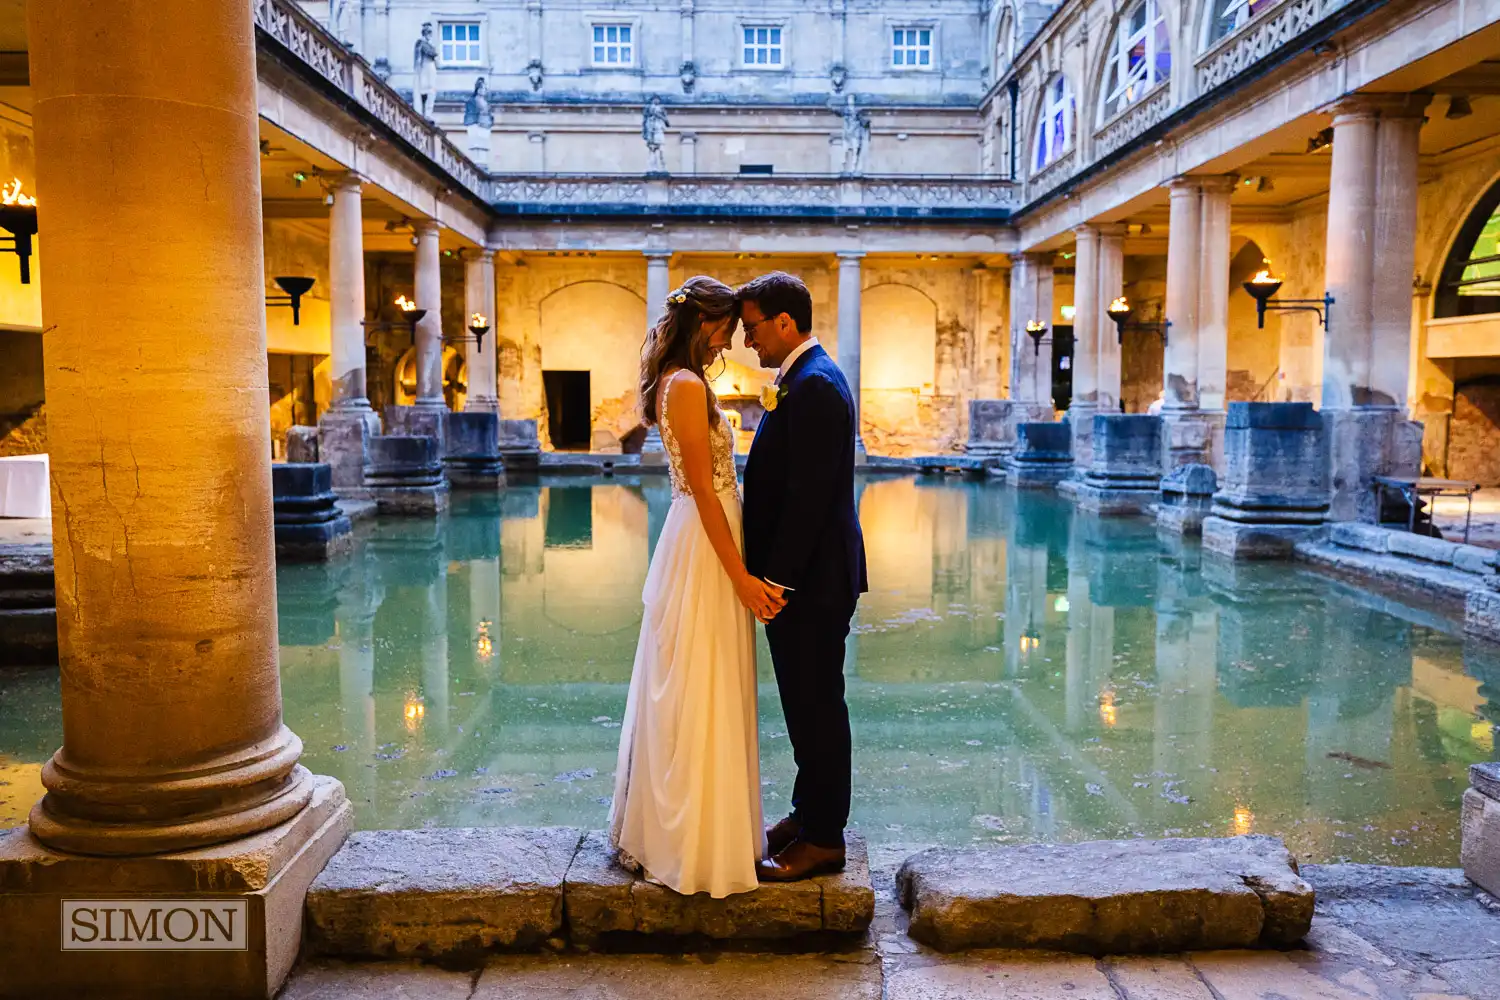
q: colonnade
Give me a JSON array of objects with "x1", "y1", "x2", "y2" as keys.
[{"x1": 1008, "y1": 92, "x2": 1431, "y2": 515}]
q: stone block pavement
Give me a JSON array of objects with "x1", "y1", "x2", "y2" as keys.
[{"x1": 279, "y1": 848, "x2": 1500, "y2": 1000}]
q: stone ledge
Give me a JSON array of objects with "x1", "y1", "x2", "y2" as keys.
[
  {"x1": 1296, "y1": 536, "x2": 1481, "y2": 606},
  {"x1": 896, "y1": 835, "x2": 1313, "y2": 954},
  {"x1": 307, "y1": 827, "x2": 875, "y2": 959}
]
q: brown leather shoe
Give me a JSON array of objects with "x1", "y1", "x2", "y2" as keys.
[
  {"x1": 756, "y1": 839, "x2": 846, "y2": 882},
  {"x1": 766, "y1": 815, "x2": 803, "y2": 856}
]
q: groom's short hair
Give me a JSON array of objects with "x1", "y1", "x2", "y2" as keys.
[{"x1": 737, "y1": 272, "x2": 813, "y2": 334}]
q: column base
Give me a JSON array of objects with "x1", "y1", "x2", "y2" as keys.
[
  {"x1": 384, "y1": 406, "x2": 448, "y2": 455},
  {"x1": 965, "y1": 400, "x2": 1053, "y2": 464},
  {"x1": 1463, "y1": 765, "x2": 1500, "y2": 898},
  {"x1": 1201, "y1": 516, "x2": 1320, "y2": 560},
  {"x1": 1067, "y1": 403, "x2": 1098, "y2": 473},
  {"x1": 316, "y1": 408, "x2": 380, "y2": 495},
  {"x1": 1159, "y1": 409, "x2": 1224, "y2": 471},
  {"x1": 0, "y1": 775, "x2": 351, "y2": 1000},
  {"x1": 1322, "y1": 406, "x2": 1423, "y2": 523}
]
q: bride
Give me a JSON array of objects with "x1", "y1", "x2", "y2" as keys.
[{"x1": 608, "y1": 275, "x2": 786, "y2": 897}]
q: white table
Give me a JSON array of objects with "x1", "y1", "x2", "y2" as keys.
[{"x1": 0, "y1": 454, "x2": 50, "y2": 518}]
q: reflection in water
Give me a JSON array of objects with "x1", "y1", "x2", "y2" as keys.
[{"x1": 0, "y1": 476, "x2": 1496, "y2": 863}]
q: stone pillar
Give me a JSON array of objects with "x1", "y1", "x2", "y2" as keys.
[
  {"x1": 413, "y1": 219, "x2": 445, "y2": 410},
  {"x1": 6, "y1": 0, "x2": 348, "y2": 992},
  {"x1": 1163, "y1": 178, "x2": 1203, "y2": 411},
  {"x1": 1202, "y1": 402, "x2": 1330, "y2": 559},
  {"x1": 641, "y1": 250, "x2": 672, "y2": 464},
  {"x1": 1009, "y1": 251, "x2": 1054, "y2": 408},
  {"x1": 319, "y1": 171, "x2": 380, "y2": 493},
  {"x1": 1068, "y1": 225, "x2": 1100, "y2": 471},
  {"x1": 465, "y1": 249, "x2": 499, "y2": 414},
  {"x1": 838, "y1": 251, "x2": 867, "y2": 459},
  {"x1": 1094, "y1": 223, "x2": 1126, "y2": 415},
  {"x1": 1197, "y1": 176, "x2": 1235, "y2": 417},
  {"x1": 1321, "y1": 95, "x2": 1430, "y2": 522}
]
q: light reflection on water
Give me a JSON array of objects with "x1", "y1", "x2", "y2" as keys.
[{"x1": 2, "y1": 476, "x2": 1497, "y2": 865}]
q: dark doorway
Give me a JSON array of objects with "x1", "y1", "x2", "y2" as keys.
[
  {"x1": 1050, "y1": 325, "x2": 1074, "y2": 412},
  {"x1": 543, "y1": 370, "x2": 591, "y2": 451}
]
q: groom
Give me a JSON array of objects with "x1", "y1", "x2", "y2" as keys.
[{"x1": 737, "y1": 271, "x2": 868, "y2": 882}]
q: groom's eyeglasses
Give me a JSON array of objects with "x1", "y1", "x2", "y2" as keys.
[{"x1": 742, "y1": 316, "x2": 777, "y2": 337}]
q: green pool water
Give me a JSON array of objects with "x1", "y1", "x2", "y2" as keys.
[{"x1": 2, "y1": 475, "x2": 1496, "y2": 866}]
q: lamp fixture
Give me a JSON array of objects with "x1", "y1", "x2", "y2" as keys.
[
  {"x1": 467, "y1": 312, "x2": 490, "y2": 353},
  {"x1": 1241, "y1": 260, "x2": 1334, "y2": 330},
  {"x1": 1306, "y1": 127, "x2": 1334, "y2": 153},
  {"x1": 265, "y1": 276, "x2": 316, "y2": 325},
  {"x1": 361, "y1": 294, "x2": 429, "y2": 345},
  {"x1": 1024, "y1": 319, "x2": 1049, "y2": 355},
  {"x1": 1446, "y1": 94, "x2": 1473, "y2": 120},
  {"x1": 0, "y1": 177, "x2": 38, "y2": 284},
  {"x1": 1105, "y1": 295, "x2": 1170, "y2": 344}
]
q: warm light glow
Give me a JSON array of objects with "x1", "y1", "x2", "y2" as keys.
[
  {"x1": 1099, "y1": 690, "x2": 1117, "y2": 727},
  {"x1": 1060, "y1": 305, "x2": 1076, "y2": 321},
  {"x1": 1249, "y1": 260, "x2": 1279, "y2": 284},
  {"x1": 0, "y1": 178, "x2": 35, "y2": 207},
  {"x1": 1019, "y1": 634, "x2": 1041, "y2": 654},
  {"x1": 1053, "y1": 596, "x2": 1070, "y2": 613},
  {"x1": 476, "y1": 620, "x2": 494, "y2": 661},
  {"x1": 1233, "y1": 805, "x2": 1254, "y2": 836},
  {"x1": 1107, "y1": 296, "x2": 1130, "y2": 315},
  {"x1": 403, "y1": 695, "x2": 425, "y2": 731},
  {"x1": 1025, "y1": 320, "x2": 1047, "y2": 334},
  {"x1": 395, "y1": 294, "x2": 418, "y2": 312},
  {"x1": 470, "y1": 312, "x2": 488, "y2": 328}
]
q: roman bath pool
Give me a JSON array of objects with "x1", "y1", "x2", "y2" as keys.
[{"x1": 1, "y1": 476, "x2": 1496, "y2": 866}]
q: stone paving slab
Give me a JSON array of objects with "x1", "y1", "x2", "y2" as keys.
[
  {"x1": 896, "y1": 836, "x2": 1313, "y2": 954},
  {"x1": 565, "y1": 830, "x2": 875, "y2": 944},
  {"x1": 278, "y1": 960, "x2": 476, "y2": 1000},
  {"x1": 305, "y1": 827, "x2": 583, "y2": 959},
  {"x1": 471, "y1": 952, "x2": 881, "y2": 999}
]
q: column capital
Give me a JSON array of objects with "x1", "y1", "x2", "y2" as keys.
[
  {"x1": 413, "y1": 218, "x2": 441, "y2": 237},
  {"x1": 836, "y1": 250, "x2": 866, "y2": 261},
  {"x1": 1011, "y1": 250, "x2": 1054, "y2": 269},
  {"x1": 330, "y1": 170, "x2": 366, "y2": 192},
  {"x1": 643, "y1": 249, "x2": 673, "y2": 261},
  {"x1": 1094, "y1": 222, "x2": 1128, "y2": 238},
  {"x1": 467, "y1": 246, "x2": 496, "y2": 263},
  {"x1": 1196, "y1": 173, "x2": 1240, "y2": 194},
  {"x1": 1168, "y1": 175, "x2": 1202, "y2": 194},
  {"x1": 1071, "y1": 223, "x2": 1098, "y2": 240},
  {"x1": 1326, "y1": 92, "x2": 1432, "y2": 121}
]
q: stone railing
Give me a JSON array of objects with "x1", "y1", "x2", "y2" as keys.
[
  {"x1": 488, "y1": 174, "x2": 1017, "y2": 218},
  {"x1": 252, "y1": 0, "x2": 491, "y2": 203},
  {"x1": 1027, "y1": 148, "x2": 1077, "y2": 197},
  {"x1": 1092, "y1": 84, "x2": 1173, "y2": 158},
  {"x1": 1196, "y1": 0, "x2": 1350, "y2": 93}
]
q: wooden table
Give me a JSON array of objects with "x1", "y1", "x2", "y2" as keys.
[{"x1": 1371, "y1": 475, "x2": 1480, "y2": 543}]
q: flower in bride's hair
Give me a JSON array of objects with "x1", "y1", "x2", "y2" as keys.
[{"x1": 671, "y1": 292, "x2": 687, "y2": 304}]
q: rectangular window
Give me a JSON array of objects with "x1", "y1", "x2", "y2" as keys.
[
  {"x1": 439, "y1": 22, "x2": 482, "y2": 66},
  {"x1": 741, "y1": 25, "x2": 784, "y2": 68},
  {"x1": 892, "y1": 27, "x2": 933, "y2": 68},
  {"x1": 591, "y1": 23, "x2": 634, "y2": 66}
]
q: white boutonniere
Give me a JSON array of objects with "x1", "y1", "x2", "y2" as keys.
[{"x1": 760, "y1": 383, "x2": 786, "y2": 412}]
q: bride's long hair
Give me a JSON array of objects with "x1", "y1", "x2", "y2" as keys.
[{"x1": 638, "y1": 274, "x2": 738, "y2": 427}]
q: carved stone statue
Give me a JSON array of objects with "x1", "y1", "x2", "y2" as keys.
[
  {"x1": 527, "y1": 59, "x2": 544, "y2": 91},
  {"x1": 463, "y1": 77, "x2": 493, "y2": 128},
  {"x1": 642, "y1": 95, "x2": 670, "y2": 174},
  {"x1": 839, "y1": 95, "x2": 869, "y2": 174},
  {"x1": 413, "y1": 22, "x2": 439, "y2": 118},
  {"x1": 830, "y1": 63, "x2": 847, "y2": 93}
]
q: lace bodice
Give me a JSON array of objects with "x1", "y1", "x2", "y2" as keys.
[{"x1": 658, "y1": 374, "x2": 739, "y2": 501}]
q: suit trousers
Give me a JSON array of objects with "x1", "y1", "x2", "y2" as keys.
[{"x1": 765, "y1": 595, "x2": 855, "y2": 849}]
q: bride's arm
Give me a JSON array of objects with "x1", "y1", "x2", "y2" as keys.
[{"x1": 664, "y1": 371, "x2": 786, "y2": 622}]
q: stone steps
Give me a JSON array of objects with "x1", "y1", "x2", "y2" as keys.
[
  {"x1": 895, "y1": 835, "x2": 1314, "y2": 954},
  {"x1": 304, "y1": 828, "x2": 874, "y2": 960}
]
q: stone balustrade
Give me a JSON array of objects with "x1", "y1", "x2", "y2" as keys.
[
  {"x1": 252, "y1": 0, "x2": 491, "y2": 204},
  {"x1": 489, "y1": 173, "x2": 1018, "y2": 220}
]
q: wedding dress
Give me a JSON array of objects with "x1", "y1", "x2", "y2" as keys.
[{"x1": 608, "y1": 377, "x2": 763, "y2": 897}]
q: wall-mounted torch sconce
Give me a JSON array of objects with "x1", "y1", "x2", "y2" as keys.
[
  {"x1": 1241, "y1": 260, "x2": 1333, "y2": 331},
  {"x1": 361, "y1": 294, "x2": 428, "y2": 345},
  {"x1": 265, "y1": 276, "x2": 316, "y2": 325},
  {"x1": 467, "y1": 313, "x2": 490, "y2": 354},
  {"x1": 0, "y1": 178, "x2": 38, "y2": 285},
  {"x1": 1105, "y1": 296, "x2": 1170, "y2": 345},
  {"x1": 1024, "y1": 319, "x2": 1048, "y2": 355}
]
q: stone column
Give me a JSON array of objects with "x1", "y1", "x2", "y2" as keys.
[
  {"x1": 1163, "y1": 178, "x2": 1203, "y2": 411},
  {"x1": 838, "y1": 251, "x2": 867, "y2": 459},
  {"x1": 1320, "y1": 94, "x2": 1429, "y2": 521},
  {"x1": 9, "y1": 0, "x2": 348, "y2": 991},
  {"x1": 413, "y1": 219, "x2": 446, "y2": 410},
  {"x1": 1197, "y1": 176, "x2": 1236, "y2": 419},
  {"x1": 1094, "y1": 223, "x2": 1126, "y2": 415},
  {"x1": 641, "y1": 250, "x2": 673, "y2": 463},
  {"x1": 465, "y1": 249, "x2": 499, "y2": 414},
  {"x1": 319, "y1": 172, "x2": 380, "y2": 492},
  {"x1": 1068, "y1": 225, "x2": 1100, "y2": 470},
  {"x1": 1009, "y1": 252, "x2": 1054, "y2": 408}
]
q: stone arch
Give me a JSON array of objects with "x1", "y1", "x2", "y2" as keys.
[
  {"x1": 862, "y1": 283, "x2": 938, "y2": 391},
  {"x1": 393, "y1": 344, "x2": 467, "y2": 410},
  {"x1": 537, "y1": 280, "x2": 647, "y2": 451},
  {"x1": 1430, "y1": 170, "x2": 1500, "y2": 320},
  {"x1": 1028, "y1": 72, "x2": 1078, "y2": 176}
]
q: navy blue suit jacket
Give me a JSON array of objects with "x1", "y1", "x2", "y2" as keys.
[{"x1": 743, "y1": 344, "x2": 868, "y2": 606}]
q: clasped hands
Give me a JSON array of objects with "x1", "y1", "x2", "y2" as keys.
[{"x1": 737, "y1": 575, "x2": 788, "y2": 624}]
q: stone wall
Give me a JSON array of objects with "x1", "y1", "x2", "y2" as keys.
[{"x1": 1449, "y1": 375, "x2": 1500, "y2": 485}]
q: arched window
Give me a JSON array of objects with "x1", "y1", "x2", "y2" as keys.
[
  {"x1": 1099, "y1": 0, "x2": 1170, "y2": 123},
  {"x1": 1436, "y1": 178, "x2": 1500, "y2": 319},
  {"x1": 1204, "y1": 0, "x2": 1274, "y2": 47},
  {"x1": 1033, "y1": 75, "x2": 1076, "y2": 172},
  {"x1": 995, "y1": 9, "x2": 1016, "y2": 73}
]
